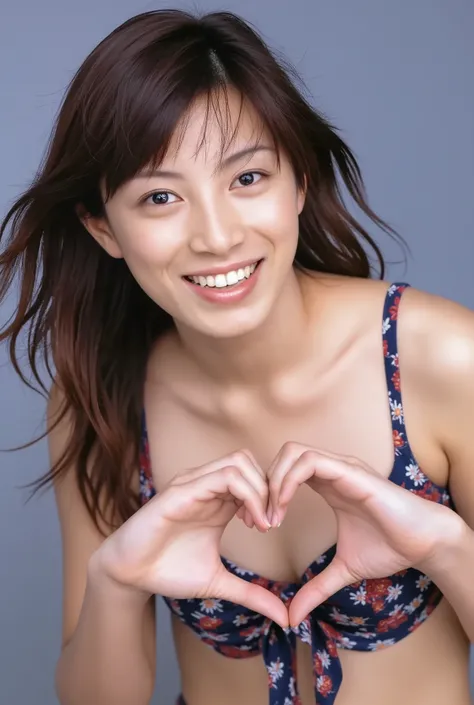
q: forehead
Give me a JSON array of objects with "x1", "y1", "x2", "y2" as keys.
[{"x1": 161, "y1": 86, "x2": 272, "y2": 168}]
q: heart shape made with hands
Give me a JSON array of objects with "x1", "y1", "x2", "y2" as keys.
[{"x1": 232, "y1": 441, "x2": 459, "y2": 627}]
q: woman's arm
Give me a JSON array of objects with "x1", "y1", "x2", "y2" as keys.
[
  {"x1": 49, "y1": 385, "x2": 156, "y2": 705},
  {"x1": 401, "y1": 289, "x2": 474, "y2": 642}
]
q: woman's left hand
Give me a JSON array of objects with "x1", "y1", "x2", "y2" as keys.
[{"x1": 266, "y1": 442, "x2": 463, "y2": 626}]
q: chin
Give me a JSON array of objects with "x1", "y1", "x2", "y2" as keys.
[{"x1": 180, "y1": 298, "x2": 274, "y2": 341}]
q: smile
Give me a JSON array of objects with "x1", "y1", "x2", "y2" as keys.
[{"x1": 184, "y1": 260, "x2": 260, "y2": 289}]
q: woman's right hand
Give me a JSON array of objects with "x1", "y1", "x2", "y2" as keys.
[{"x1": 93, "y1": 451, "x2": 288, "y2": 627}]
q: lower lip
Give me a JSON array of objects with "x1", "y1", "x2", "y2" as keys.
[{"x1": 183, "y1": 261, "x2": 263, "y2": 304}]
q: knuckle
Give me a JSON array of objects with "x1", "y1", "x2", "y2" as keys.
[
  {"x1": 300, "y1": 449, "x2": 316, "y2": 463},
  {"x1": 281, "y1": 440, "x2": 300, "y2": 455},
  {"x1": 222, "y1": 465, "x2": 240, "y2": 482}
]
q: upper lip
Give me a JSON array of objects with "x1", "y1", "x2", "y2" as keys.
[{"x1": 183, "y1": 258, "x2": 262, "y2": 278}]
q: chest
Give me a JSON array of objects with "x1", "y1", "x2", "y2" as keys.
[{"x1": 144, "y1": 349, "x2": 444, "y2": 582}]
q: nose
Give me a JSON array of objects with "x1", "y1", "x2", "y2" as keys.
[{"x1": 188, "y1": 200, "x2": 244, "y2": 255}]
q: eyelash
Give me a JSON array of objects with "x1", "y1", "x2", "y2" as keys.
[{"x1": 141, "y1": 170, "x2": 267, "y2": 207}]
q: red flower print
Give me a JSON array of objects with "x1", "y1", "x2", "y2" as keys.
[
  {"x1": 391, "y1": 369, "x2": 401, "y2": 392},
  {"x1": 199, "y1": 616, "x2": 223, "y2": 630},
  {"x1": 367, "y1": 578, "x2": 392, "y2": 602},
  {"x1": 393, "y1": 429, "x2": 405, "y2": 449},
  {"x1": 372, "y1": 599, "x2": 386, "y2": 613},
  {"x1": 377, "y1": 612, "x2": 408, "y2": 633},
  {"x1": 317, "y1": 675, "x2": 333, "y2": 697},
  {"x1": 251, "y1": 577, "x2": 271, "y2": 589},
  {"x1": 219, "y1": 645, "x2": 252, "y2": 658},
  {"x1": 389, "y1": 297, "x2": 401, "y2": 321},
  {"x1": 314, "y1": 653, "x2": 324, "y2": 675},
  {"x1": 320, "y1": 623, "x2": 340, "y2": 641},
  {"x1": 383, "y1": 339, "x2": 389, "y2": 357}
]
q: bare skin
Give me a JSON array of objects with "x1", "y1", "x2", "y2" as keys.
[
  {"x1": 58, "y1": 89, "x2": 474, "y2": 705},
  {"x1": 144, "y1": 274, "x2": 471, "y2": 705}
]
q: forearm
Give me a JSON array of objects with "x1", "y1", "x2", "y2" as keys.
[
  {"x1": 56, "y1": 557, "x2": 156, "y2": 705},
  {"x1": 419, "y1": 518, "x2": 474, "y2": 643}
]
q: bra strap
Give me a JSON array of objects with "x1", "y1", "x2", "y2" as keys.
[{"x1": 382, "y1": 283, "x2": 410, "y2": 453}]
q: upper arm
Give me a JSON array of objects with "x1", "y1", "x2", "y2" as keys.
[
  {"x1": 401, "y1": 288, "x2": 474, "y2": 530},
  {"x1": 48, "y1": 382, "x2": 156, "y2": 654}
]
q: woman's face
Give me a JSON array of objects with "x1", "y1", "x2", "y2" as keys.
[{"x1": 86, "y1": 89, "x2": 306, "y2": 339}]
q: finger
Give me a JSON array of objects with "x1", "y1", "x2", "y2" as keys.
[
  {"x1": 267, "y1": 442, "x2": 306, "y2": 527},
  {"x1": 236, "y1": 504, "x2": 254, "y2": 528},
  {"x1": 173, "y1": 451, "x2": 269, "y2": 509},
  {"x1": 185, "y1": 466, "x2": 271, "y2": 532},
  {"x1": 217, "y1": 569, "x2": 289, "y2": 629},
  {"x1": 279, "y1": 453, "x2": 376, "y2": 509},
  {"x1": 243, "y1": 508, "x2": 255, "y2": 529},
  {"x1": 288, "y1": 556, "x2": 354, "y2": 626}
]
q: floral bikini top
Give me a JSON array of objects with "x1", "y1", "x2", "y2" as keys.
[{"x1": 139, "y1": 283, "x2": 455, "y2": 705}]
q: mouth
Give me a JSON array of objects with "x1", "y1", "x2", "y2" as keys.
[{"x1": 183, "y1": 259, "x2": 263, "y2": 289}]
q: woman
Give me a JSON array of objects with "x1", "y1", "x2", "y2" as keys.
[{"x1": 0, "y1": 9, "x2": 473, "y2": 705}]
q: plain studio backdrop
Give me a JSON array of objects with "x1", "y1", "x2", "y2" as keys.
[{"x1": 0, "y1": 1, "x2": 473, "y2": 704}]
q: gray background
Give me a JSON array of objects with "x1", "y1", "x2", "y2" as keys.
[{"x1": 1, "y1": 1, "x2": 473, "y2": 704}]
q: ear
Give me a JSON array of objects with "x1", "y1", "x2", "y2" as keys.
[
  {"x1": 297, "y1": 174, "x2": 308, "y2": 215},
  {"x1": 76, "y1": 205, "x2": 123, "y2": 259}
]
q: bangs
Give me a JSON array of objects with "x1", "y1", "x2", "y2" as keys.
[{"x1": 83, "y1": 35, "x2": 303, "y2": 202}]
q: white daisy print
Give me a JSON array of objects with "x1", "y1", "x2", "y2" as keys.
[
  {"x1": 317, "y1": 650, "x2": 331, "y2": 669},
  {"x1": 405, "y1": 463, "x2": 426, "y2": 486},
  {"x1": 386, "y1": 584, "x2": 404, "y2": 603},
  {"x1": 329, "y1": 607, "x2": 351, "y2": 625},
  {"x1": 387, "y1": 284, "x2": 398, "y2": 296},
  {"x1": 295, "y1": 619, "x2": 311, "y2": 645},
  {"x1": 199, "y1": 598, "x2": 223, "y2": 614},
  {"x1": 415, "y1": 575, "x2": 432, "y2": 592},
  {"x1": 199, "y1": 630, "x2": 228, "y2": 642},
  {"x1": 268, "y1": 658, "x2": 284, "y2": 686},
  {"x1": 233, "y1": 614, "x2": 250, "y2": 627},
  {"x1": 349, "y1": 586, "x2": 367, "y2": 606},
  {"x1": 405, "y1": 595, "x2": 423, "y2": 615},
  {"x1": 337, "y1": 636, "x2": 357, "y2": 649},
  {"x1": 369, "y1": 638, "x2": 396, "y2": 651},
  {"x1": 390, "y1": 398, "x2": 404, "y2": 425}
]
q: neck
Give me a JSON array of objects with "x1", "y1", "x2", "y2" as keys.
[{"x1": 175, "y1": 269, "x2": 315, "y2": 389}]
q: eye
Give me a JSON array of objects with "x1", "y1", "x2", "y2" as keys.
[
  {"x1": 142, "y1": 191, "x2": 180, "y2": 206},
  {"x1": 232, "y1": 171, "x2": 266, "y2": 188}
]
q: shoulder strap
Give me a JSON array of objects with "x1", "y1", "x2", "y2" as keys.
[{"x1": 382, "y1": 283, "x2": 410, "y2": 450}]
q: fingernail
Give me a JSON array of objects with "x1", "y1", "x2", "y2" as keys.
[{"x1": 271, "y1": 511, "x2": 279, "y2": 528}]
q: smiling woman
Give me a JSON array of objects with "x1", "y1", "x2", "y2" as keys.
[{"x1": 1, "y1": 8, "x2": 473, "y2": 705}]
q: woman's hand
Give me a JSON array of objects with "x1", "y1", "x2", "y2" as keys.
[
  {"x1": 94, "y1": 450, "x2": 289, "y2": 628},
  {"x1": 267, "y1": 442, "x2": 463, "y2": 626}
]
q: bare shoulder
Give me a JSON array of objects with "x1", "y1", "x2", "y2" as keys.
[
  {"x1": 396, "y1": 287, "x2": 474, "y2": 524},
  {"x1": 396, "y1": 286, "x2": 474, "y2": 388}
]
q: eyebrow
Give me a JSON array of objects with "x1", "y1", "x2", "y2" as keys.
[{"x1": 134, "y1": 145, "x2": 276, "y2": 180}]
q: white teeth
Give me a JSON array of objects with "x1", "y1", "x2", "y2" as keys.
[
  {"x1": 188, "y1": 262, "x2": 259, "y2": 288},
  {"x1": 214, "y1": 274, "x2": 227, "y2": 288},
  {"x1": 226, "y1": 270, "x2": 239, "y2": 286}
]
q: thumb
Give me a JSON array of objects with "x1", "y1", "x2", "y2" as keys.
[
  {"x1": 216, "y1": 569, "x2": 289, "y2": 629},
  {"x1": 288, "y1": 557, "x2": 355, "y2": 627}
]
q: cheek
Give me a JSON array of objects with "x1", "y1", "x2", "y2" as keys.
[
  {"x1": 116, "y1": 222, "x2": 183, "y2": 272},
  {"x1": 242, "y1": 189, "x2": 299, "y2": 246}
]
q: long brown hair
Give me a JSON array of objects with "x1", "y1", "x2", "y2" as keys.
[{"x1": 0, "y1": 9, "x2": 403, "y2": 534}]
